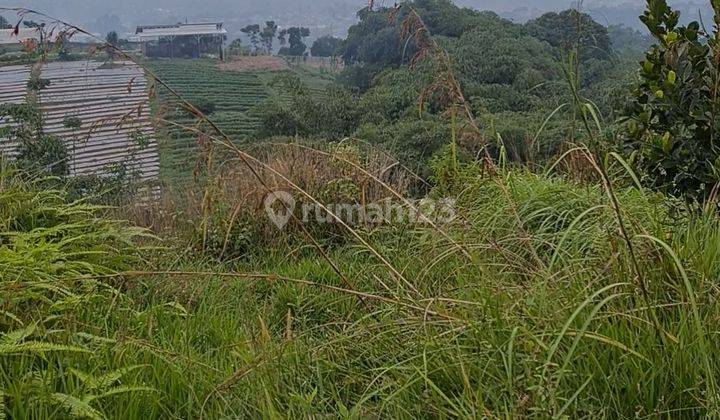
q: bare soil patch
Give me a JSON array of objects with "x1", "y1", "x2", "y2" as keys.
[{"x1": 217, "y1": 56, "x2": 289, "y2": 72}]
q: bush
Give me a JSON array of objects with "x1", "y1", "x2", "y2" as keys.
[
  {"x1": 189, "y1": 98, "x2": 216, "y2": 115},
  {"x1": 0, "y1": 103, "x2": 69, "y2": 177},
  {"x1": 310, "y1": 35, "x2": 342, "y2": 57},
  {"x1": 620, "y1": 0, "x2": 720, "y2": 200}
]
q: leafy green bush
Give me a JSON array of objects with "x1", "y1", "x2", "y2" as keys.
[
  {"x1": 620, "y1": 0, "x2": 720, "y2": 200},
  {"x1": 0, "y1": 103, "x2": 69, "y2": 177},
  {"x1": 258, "y1": 78, "x2": 361, "y2": 140},
  {"x1": 26, "y1": 77, "x2": 51, "y2": 91}
]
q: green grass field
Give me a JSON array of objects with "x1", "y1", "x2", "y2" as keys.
[{"x1": 4, "y1": 162, "x2": 720, "y2": 418}]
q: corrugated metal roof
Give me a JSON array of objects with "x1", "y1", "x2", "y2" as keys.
[
  {"x1": 134, "y1": 23, "x2": 227, "y2": 39},
  {"x1": 0, "y1": 61, "x2": 160, "y2": 183}
]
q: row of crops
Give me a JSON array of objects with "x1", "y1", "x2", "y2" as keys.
[
  {"x1": 146, "y1": 59, "x2": 333, "y2": 185},
  {"x1": 145, "y1": 60, "x2": 272, "y2": 184}
]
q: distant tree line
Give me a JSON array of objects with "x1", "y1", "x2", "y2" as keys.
[
  {"x1": 230, "y1": 21, "x2": 342, "y2": 58},
  {"x1": 256, "y1": 0, "x2": 652, "y2": 176},
  {"x1": 235, "y1": 21, "x2": 312, "y2": 56}
]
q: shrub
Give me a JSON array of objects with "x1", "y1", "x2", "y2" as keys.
[
  {"x1": 0, "y1": 103, "x2": 69, "y2": 177},
  {"x1": 189, "y1": 98, "x2": 216, "y2": 115},
  {"x1": 620, "y1": 0, "x2": 720, "y2": 200},
  {"x1": 26, "y1": 77, "x2": 51, "y2": 91}
]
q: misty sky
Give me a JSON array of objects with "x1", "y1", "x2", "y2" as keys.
[{"x1": 0, "y1": 0, "x2": 713, "y2": 38}]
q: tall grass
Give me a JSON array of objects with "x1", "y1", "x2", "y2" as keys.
[
  {"x1": 3, "y1": 159, "x2": 720, "y2": 417},
  {"x1": 2, "y1": 5, "x2": 720, "y2": 418}
]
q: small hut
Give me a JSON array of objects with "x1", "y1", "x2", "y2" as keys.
[{"x1": 133, "y1": 22, "x2": 227, "y2": 59}]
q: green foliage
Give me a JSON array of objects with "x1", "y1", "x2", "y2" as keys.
[
  {"x1": 56, "y1": 33, "x2": 73, "y2": 61},
  {"x1": 62, "y1": 116, "x2": 83, "y2": 130},
  {"x1": 526, "y1": 10, "x2": 613, "y2": 61},
  {"x1": 105, "y1": 31, "x2": 119, "y2": 45},
  {"x1": 105, "y1": 31, "x2": 119, "y2": 60},
  {"x1": 608, "y1": 24, "x2": 654, "y2": 53},
  {"x1": 260, "y1": 21, "x2": 278, "y2": 54},
  {"x1": 0, "y1": 169, "x2": 153, "y2": 417},
  {"x1": 310, "y1": 35, "x2": 342, "y2": 57},
  {"x1": 338, "y1": 2, "x2": 525, "y2": 91},
  {"x1": 7, "y1": 161, "x2": 720, "y2": 417},
  {"x1": 620, "y1": 0, "x2": 720, "y2": 200},
  {"x1": 16, "y1": 133, "x2": 69, "y2": 176},
  {"x1": 442, "y1": 26, "x2": 561, "y2": 109},
  {"x1": 7, "y1": 2, "x2": 720, "y2": 418},
  {"x1": 26, "y1": 77, "x2": 51, "y2": 91},
  {"x1": 241, "y1": 24, "x2": 261, "y2": 53},
  {"x1": 0, "y1": 103, "x2": 69, "y2": 177},
  {"x1": 227, "y1": 38, "x2": 251, "y2": 55},
  {"x1": 327, "y1": 1, "x2": 630, "y2": 170},
  {"x1": 258, "y1": 75, "x2": 361, "y2": 140},
  {"x1": 354, "y1": 117, "x2": 450, "y2": 176},
  {"x1": 278, "y1": 27, "x2": 310, "y2": 56}
]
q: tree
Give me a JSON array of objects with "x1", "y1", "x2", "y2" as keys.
[
  {"x1": 620, "y1": 0, "x2": 720, "y2": 200},
  {"x1": 0, "y1": 15, "x2": 12, "y2": 29},
  {"x1": 241, "y1": 24, "x2": 261, "y2": 54},
  {"x1": 278, "y1": 27, "x2": 310, "y2": 56},
  {"x1": 105, "y1": 31, "x2": 119, "y2": 60},
  {"x1": 260, "y1": 21, "x2": 278, "y2": 54},
  {"x1": 228, "y1": 38, "x2": 251, "y2": 55},
  {"x1": 0, "y1": 103, "x2": 69, "y2": 177},
  {"x1": 608, "y1": 24, "x2": 653, "y2": 53},
  {"x1": 311, "y1": 35, "x2": 342, "y2": 57},
  {"x1": 106, "y1": 31, "x2": 119, "y2": 46},
  {"x1": 526, "y1": 10, "x2": 613, "y2": 61}
]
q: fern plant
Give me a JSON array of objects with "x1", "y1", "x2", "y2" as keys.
[
  {"x1": 49, "y1": 366, "x2": 155, "y2": 420},
  {"x1": 0, "y1": 324, "x2": 88, "y2": 356}
]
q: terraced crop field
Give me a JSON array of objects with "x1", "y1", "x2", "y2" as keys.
[
  {"x1": 145, "y1": 60, "x2": 269, "y2": 184},
  {"x1": 145, "y1": 59, "x2": 332, "y2": 185}
]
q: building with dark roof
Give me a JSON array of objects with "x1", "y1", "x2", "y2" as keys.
[{"x1": 132, "y1": 22, "x2": 227, "y2": 59}]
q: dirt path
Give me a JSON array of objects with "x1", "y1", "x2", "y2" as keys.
[{"x1": 217, "y1": 56, "x2": 289, "y2": 72}]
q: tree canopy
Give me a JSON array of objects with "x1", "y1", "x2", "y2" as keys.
[
  {"x1": 310, "y1": 35, "x2": 342, "y2": 57},
  {"x1": 260, "y1": 1, "x2": 635, "y2": 171},
  {"x1": 260, "y1": 21, "x2": 278, "y2": 54},
  {"x1": 525, "y1": 10, "x2": 613, "y2": 61},
  {"x1": 278, "y1": 27, "x2": 310, "y2": 56},
  {"x1": 241, "y1": 24, "x2": 262, "y2": 54}
]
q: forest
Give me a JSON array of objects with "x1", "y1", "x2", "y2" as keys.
[{"x1": 2, "y1": 0, "x2": 720, "y2": 418}]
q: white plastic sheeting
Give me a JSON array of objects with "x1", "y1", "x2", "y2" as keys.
[{"x1": 0, "y1": 60, "x2": 159, "y2": 183}]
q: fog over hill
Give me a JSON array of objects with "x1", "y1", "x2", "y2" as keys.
[{"x1": 1, "y1": 0, "x2": 713, "y2": 39}]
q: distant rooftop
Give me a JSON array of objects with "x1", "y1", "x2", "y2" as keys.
[{"x1": 133, "y1": 22, "x2": 227, "y2": 39}]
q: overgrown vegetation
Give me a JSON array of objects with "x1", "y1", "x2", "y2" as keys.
[
  {"x1": 3, "y1": 0, "x2": 720, "y2": 418},
  {"x1": 621, "y1": 0, "x2": 720, "y2": 201}
]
